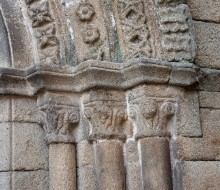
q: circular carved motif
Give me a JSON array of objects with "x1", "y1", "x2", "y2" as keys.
[
  {"x1": 82, "y1": 25, "x2": 100, "y2": 44},
  {"x1": 76, "y1": 3, "x2": 95, "y2": 21}
]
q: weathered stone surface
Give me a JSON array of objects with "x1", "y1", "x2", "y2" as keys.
[
  {"x1": 176, "y1": 109, "x2": 220, "y2": 161},
  {"x1": 77, "y1": 142, "x2": 97, "y2": 190},
  {"x1": 83, "y1": 90, "x2": 128, "y2": 141},
  {"x1": 139, "y1": 137, "x2": 173, "y2": 190},
  {"x1": 125, "y1": 141, "x2": 142, "y2": 190},
  {"x1": 95, "y1": 140, "x2": 125, "y2": 190},
  {"x1": 194, "y1": 21, "x2": 220, "y2": 68},
  {"x1": 0, "y1": 0, "x2": 219, "y2": 189},
  {"x1": 66, "y1": 1, "x2": 111, "y2": 63},
  {"x1": 0, "y1": 123, "x2": 11, "y2": 172},
  {"x1": 200, "y1": 109, "x2": 220, "y2": 138},
  {"x1": 0, "y1": 0, "x2": 34, "y2": 68},
  {"x1": 49, "y1": 143, "x2": 76, "y2": 190},
  {"x1": 12, "y1": 97, "x2": 37, "y2": 123},
  {"x1": 188, "y1": 0, "x2": 220, "y2": 23},
  {"x1": 180, "y1": 161, "x2": 220, "y2": 190},
  {"x1": 37, "y1": 92, "x2": 80, "y2": 144},
  {"x1": 0, "y1": 172, "x2": 10, "y2": 190},
  {"x1": 0, "y1": 10, "x2": 11, "y2": 67},
  {"x1": 12, "y1": 123, "x2": 48, "y2": 171},
  {"x1": 176, "y1": 137, "x2": 220, "y2": 161},
  {"x1": 128, "y1": 85, "x2": 201, "y2": 138},
  {"x1": 198, "y1": 68, "x2": 220, "y2": 91},
  {"x1": 12, "y1": 170, "x2": 49, "y2": 190},
  {"x1": 199, "y1": 91, "x2": 220, "y2": 108},
  {"x1": 0, "y1": 97, "x2": 11, "y2": 122}
]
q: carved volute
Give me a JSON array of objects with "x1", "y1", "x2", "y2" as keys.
[
  {"x1": 37, "y1": 92, "x2": 79, "y2": 144},
  {"x1": 2, "y1": 0, "x2": 218, "y2": 190}
]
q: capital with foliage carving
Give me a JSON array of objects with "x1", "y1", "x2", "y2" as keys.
[
  {"x1": 83, "y1": 90, "x2": 128, "y2": 141},
  {"x1": 37, "y1": 92, "x2": 79, "y2": 144},
  {"x1": 128, "y1": 91, "x2": 176, "y2": 139}
]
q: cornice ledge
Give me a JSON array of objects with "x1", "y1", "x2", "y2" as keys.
[{"x1": 0, "y1": 59, "x2": 198, "y2": 96}]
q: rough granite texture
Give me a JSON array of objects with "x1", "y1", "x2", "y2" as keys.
[{"x1": 0, "y1": 0, "x2": 219, "y2": 190}]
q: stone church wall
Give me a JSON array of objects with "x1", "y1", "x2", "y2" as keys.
[{"x1": 0, "y1": 0, "x2": 220, "y2": 190}]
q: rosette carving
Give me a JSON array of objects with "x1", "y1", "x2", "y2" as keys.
[{"x1": 76, "y1": 3, "x2": 95, "y2": 21}]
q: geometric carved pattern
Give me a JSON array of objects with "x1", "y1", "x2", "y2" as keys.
[
  {"x1": 25, "y1": 0, "x2": 59, "y2": 65},
  {"x1": 154, "y1": 2, "x2": 196, "y2": 62},
  {"x1": 115, "y1": 0, "x2": 153, "y2": 60}
]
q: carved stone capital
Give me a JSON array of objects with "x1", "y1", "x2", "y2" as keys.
[
  {"x1": 37, "y1": 92, "x2": 79, "y2": 144},
  {"x1": 83, "y1": 90, "x2": 128, "y2": 141},
  {"x1": 128, "y1": 87, "x2": 177, "y2": 139}
]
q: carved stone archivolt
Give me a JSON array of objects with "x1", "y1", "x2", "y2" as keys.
[
  {"x1": 37, "y1": 92, "x2": 79, "y2": 144},
  {"x1": 25, "y1": 0, "x2": 60, "y2": 65}
]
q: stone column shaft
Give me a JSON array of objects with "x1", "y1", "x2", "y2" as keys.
[
  {"x1": 49, "y1": 143, "x2": 76, "y2": 190},
  {"x1": 95, "y1": 140, "x2": 125, "y2": 190},
  {"x1": 139, "y1": 137, "x2": 173, "y2": 190}
]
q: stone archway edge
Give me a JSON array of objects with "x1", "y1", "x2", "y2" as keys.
[{"x1": 0, "y1": 59, "x2": 199, "y2": 96}]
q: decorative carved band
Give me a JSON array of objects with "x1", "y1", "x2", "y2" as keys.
[
  {"x1": 25, "y1": 0, "x2": 60, "y2": 65},
  {"x1": 37, "y1": 92, "x2": 79, "y2": 144},
  {"x1": 83, "y1": 90, "x2": 128, "y2": 141},
  {"x1": 22, "y1": 0, "x2": 195, "y2": 66}
]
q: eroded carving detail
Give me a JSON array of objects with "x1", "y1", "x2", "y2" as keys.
[
  {"x1": 155, "y1": 3, "x2": 195, "y2": 62},
  {"x1": 28, "y1": 1, "x2": 52, "y2": 27},
  {"x1": 25, "y1": 0, "x2": 60, "y2": 64},
  {"x1": 37, "y1": 93, "x2": 79, "y2": 144},
  {"x1": 128, "y1": 94, "x2": 176, "y2": 139},
  {"x1": 76, "y1": 1, "x2": 108, "y2": 61},
  {"x1": 114, "y1": 0, "x2": 153, "y2": 60},
  {"x1": 83, "y1": 90, "x2": 127, "y2": 140},
  {"x1": 76, "y1": 2, "x2": 95, "y2": 21},
  {"x1": 39, "y1": 47, "x2": 59, "y2": 64},
  {"x1": 81, "y1": 25, "x2": 100, "y2": 44},
  {"x1": 35, "y1": 25, "x2": 57, "y2": 49}
]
